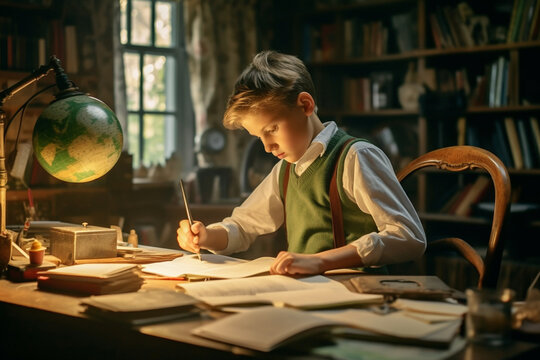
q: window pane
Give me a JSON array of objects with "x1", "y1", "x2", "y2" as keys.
[
  {"x1": 124, "y1": 52, "x2": 140, "y2": 111},
  {"x1": 131, "y1": 0, "x2": 151, "y2": 45},
  {"x1": 155, "y1": 1, "x2": 176, "y2": 47},
  {"x1": 128, "y1": 113, "x2": 141, "y2": 168},
  {"x1": 143, "y1": 114, "x2": 166, "y2": 166},
  {"x1": 120, "y1": 0, "x2": 128, "y2": 44},
  {"x1": 143, "y1": 54, "x2": 176, "y2": 111}
]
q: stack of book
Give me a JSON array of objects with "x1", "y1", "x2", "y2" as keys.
[
  {"x1": 81, "y1": 289, "x2": 201, "y2": 326},
  {"x1": 37, "y1": 263, "x2": 144, "y2": 295}
]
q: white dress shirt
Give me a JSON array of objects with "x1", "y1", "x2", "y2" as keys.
[{"x1": 209, "y1": 122, "x2": 426, "y2": 266}]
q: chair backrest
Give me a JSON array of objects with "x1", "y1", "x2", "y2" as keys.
[{"x1": 397, "y1": 146, "x2": 511, "y2": 288}]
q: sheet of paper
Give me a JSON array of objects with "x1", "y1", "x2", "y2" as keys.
[
  {"x1": 141, "y1": 253, "x2": 251, "y2": 278},
  {"x1": 188, "y1": 256, "x2": 275, "y2": 279},
  {"x1": 393, "y1": 298, "x2": 467, "y2": 316},
  {"x1": 257, "y1": 288, "x2": 383, "y2": 309},
  {"x1": 312, "y1": 309, "x2": 460, "y2": 339},
  {"x1": 403, "y1": 311, "x2": 461, "y2": 324},
  {"x1": 178, "y1": 274, "x2": 343, "y2": 297}
]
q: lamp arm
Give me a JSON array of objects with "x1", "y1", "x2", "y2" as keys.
[{"x1": 0, "y1": 56, "x2": 71, "y2": 106}]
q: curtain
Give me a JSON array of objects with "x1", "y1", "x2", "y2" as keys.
[
  {"x1": 183, "y1": 0, "x2": 257, "y2": 172},
  {"x1": 112, "y1": 0, "x2": 128, "y2": 141}
]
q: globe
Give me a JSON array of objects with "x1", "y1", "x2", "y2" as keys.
[{"x1": 32, "y1": 94, "x2": 123, "y2": 183}]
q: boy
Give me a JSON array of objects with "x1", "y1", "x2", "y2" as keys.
[{"x1": 177, "y1": 51, "x2": 425, "y2": 275}]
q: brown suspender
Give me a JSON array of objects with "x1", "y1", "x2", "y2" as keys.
[{"x1": 282, "y1": 138, "x2": 355, "y2": 249}]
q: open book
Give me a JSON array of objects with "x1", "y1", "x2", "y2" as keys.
[
  {"x1": 141, "y1": 254, "x2": 274, "y2": 280},
  {"x1": 37, "y1": 263, "x2": 143, "y2": 295},
  {"x1": 178, "y1": 275, "x2": 383, "y2": 310},
  {"x1": 177, "y1": 274, "x2": 342, "y2": 296},
  {"x1": 192, "y1": 306, "x2": 463, "y2": 352},
  {"x1": 81, "y1": 289, "x2": 201, "y2": 325}
]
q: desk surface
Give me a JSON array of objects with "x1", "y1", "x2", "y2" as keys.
[{"x1": 0, "y1": 275, "x2": 539, "y2": 359}]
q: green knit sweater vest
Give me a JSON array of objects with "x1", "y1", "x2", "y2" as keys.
[{"x1": 279, "y1": 129, "x2": 377, "y2": 254}]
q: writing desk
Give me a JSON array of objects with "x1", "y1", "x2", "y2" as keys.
[{"x1": 0, "y1": 275, "x2": 538, "y2": 359}]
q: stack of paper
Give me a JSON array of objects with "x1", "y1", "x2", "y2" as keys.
[
  {"x1": 37, "y1": 263, "x2": 143, "y2": 295},
  {"x1": 81, "y1": 289, "x2": 201, "y2": 326}
]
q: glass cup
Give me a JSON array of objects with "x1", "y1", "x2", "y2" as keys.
[{"x1": 466, "y1": 287, "x2": 515, "y2": 346}]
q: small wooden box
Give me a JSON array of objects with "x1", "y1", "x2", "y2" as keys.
[{"x1": 50, "y1": 225, "x2": 117, "y2": 264}]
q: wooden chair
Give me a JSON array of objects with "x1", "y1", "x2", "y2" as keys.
[{"x1": 397, "y1": 146, "x2": 511, "y2": 289}]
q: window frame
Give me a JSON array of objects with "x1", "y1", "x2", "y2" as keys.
[{"x1": 120, "y1": 0, "x2": 193, "y2": 171}]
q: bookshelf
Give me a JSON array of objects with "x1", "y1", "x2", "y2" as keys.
[{"x1": 269, "y1": 0, "x2": 540, "y2": 254}]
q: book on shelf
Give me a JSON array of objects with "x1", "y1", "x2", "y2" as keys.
[
  {"x1": 453, "y1": 176, "x2": 490, "y2": 217},
  {"x1": 516, "y1": 118, "x2": 535, "y2": 168},
  {"x1": 504, "y1": 117, "x2": 524, "y2": 169},
  {"x1": 343, "y1": 77, "x2": 361, "y2": 111},
  {"x1": 391, "y1": 10, "x2": 417, "y2": 53},
  {"x1": 469, "y1": 74, "x2": 488, "y2": 107},
  {"x1": 529, "y1": 0, "x2": 540, "y2": 40},
  {"x1": 191, "y1": 305, "x2": 463, "y2": 352},
  {"x1": 80, "y1": 289, "x2": 201, "y2": 326},
  {"x1": 492, "y1": 119, "x2": 514, "y2": 168},
  {"x1": 442, "y1": 6, "x2": 468, "y2": 47},
  {"x1": 434, "y1": 6, "x2": 455, "y2": 48},
  {"x1": 463, "y1": 118, "x2": 478, "y2": 147},
  {"x1": 494, "y1": 57, "x2": 508, "y2": 107},
  {"x1": 37, "y1": 263, "x2": 143, "y2": 295},
  {"x1": 370, "y1": 72, "x2": 393, "y2": 110},
  {"x1": 507, "y1": 0, "x2": 540, "y2": 42},
  {"x1": 456, "y1": 2, "x2": 477, "y2": 46},
  {"x1": 444, "y1": 183, "x2": 473, "y2": 215},
  {"x1": 519, "y1": 0, "x2": 537, "y2": 41},
  {"x1": 508, "y1": 0, "x2": 527, "y2": 43},
  {"x1": 529, "y1": 117, "x2": 540, "y2": 164},
  {"x1": 488, "y1": 59, "x2": 499, "y2": 107},
  {"x1": 343, "y1": 18, "x2": 354, "y2": 59},
  {"x1": 320, "y1": 23, "x2": 337, "y2": 61},
  {"x1": 429, "y1": 13, "x2": 445, "y2": 49},
  {"x1": 433, "y1": 183, "x2": 461, "y2": 214}
]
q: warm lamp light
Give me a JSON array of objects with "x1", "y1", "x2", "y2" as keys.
[{"x1": 0, "y1": 56, "x2": 123, "y2": 267}]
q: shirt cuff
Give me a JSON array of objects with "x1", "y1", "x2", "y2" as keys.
[
  {"x1": 206, "y1": 222, "x2": 239, "y2": 255},
  {"x1": 350, "y1": 233, "x2": 384, "y2": 267}
]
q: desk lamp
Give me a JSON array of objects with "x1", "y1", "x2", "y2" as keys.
[{"x1": 0, "y1": 56, "x2": 123, "y2": 268}]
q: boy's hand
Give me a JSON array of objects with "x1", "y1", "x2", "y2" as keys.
[
  {"x1": 177, "y1": 220, "x2": 207, "y2": 253},
  {"x1": 270, "y1": 251, "x2": 324, "y2": 275}
]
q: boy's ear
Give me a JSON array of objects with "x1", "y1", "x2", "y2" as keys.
[{"x1": 297, "y1": 92, "x2": 315, "y2": 115}]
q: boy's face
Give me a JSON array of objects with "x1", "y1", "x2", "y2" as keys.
[{"x1": 242, "y1": 103, "x2": 313, "y2": 163}]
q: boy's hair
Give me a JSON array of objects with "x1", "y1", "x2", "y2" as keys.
[{"x1": 223, "y1": 50, "x2": 316, "y2": 129}]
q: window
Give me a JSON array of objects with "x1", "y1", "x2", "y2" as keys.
[{"x1": 119, "y1": 0, "x2": 192, "y2": 169}]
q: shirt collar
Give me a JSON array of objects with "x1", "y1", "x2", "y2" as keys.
[{"x1": 294, "y1": 121, "x2": 338, "y2": 167}]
